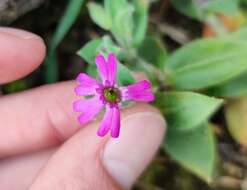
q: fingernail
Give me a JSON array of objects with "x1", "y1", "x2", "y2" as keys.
[
  {"x1": 102, "y1": 112, "x2": 166, "y2": 189},
  {"x1": 0, "y1": 27, "x2": 42, "y2": 40}
]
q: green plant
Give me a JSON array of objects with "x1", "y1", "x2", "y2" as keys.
[{"x1": 49, "y1": 0, "x2": 247, "y2": 186}]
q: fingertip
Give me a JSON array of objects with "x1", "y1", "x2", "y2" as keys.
[
  {"x1": 122, "y1": 103, "x2": 161, "y2": 117},
  {"x1": 103, "y1": 105, "x2": 166, "y2": 189},
  {"x1": 0, "y1": 27, "x2": 46, "y2": 83},
  {"x1": 133, "y1": 72, "x2": 149, "y2": 81}
]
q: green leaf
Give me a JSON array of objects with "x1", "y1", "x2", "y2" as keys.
[
  {"x1": 138, "y1": 36, "x2": 168, "y2": 69},
  {"x1": 204, "y1": 0, "x2": 239, "y2": 16},
  {"x1": 104, "y1": 0, "x2": 135, "y2": 47},
  {"x1": 77, "y1": 39, "x2": 102, "y2": 64},
  {"x1": 111, "y1": 4, "x2": 135, "y2": 47},
  {"x1": 164, "y1": 123, "x2": 216, "y2": 183},
  {"x1": 44, "y1": 53, "x2": 58, "y2": 83},
  {"x1": 171, "y1": 0, "x2": 200, "y2": 19},
  {"x1": 132, "y1": 0, "x2": 149, "y2": 46},
  {"x1": 77, "y1": 36, "x2": 121, "y2": 62},
  {"x1": 3, "y1": 79, "x2": 28, "y2": 93},
  {"x1": 165, "y1": 39, "x2": 245, "y2": 70},
  {"x1": 155, "y1": 92, "x2": 223, "y2": 130},
  {"x1": 171, "y1": 0, "x2": 239, "y2": 20},
  {"x1": 104, "y1": 0, "x2": 128, "y2": 18},
  {"x1": 50, "y1": 0, "x2": 85, "y2": 52},
  {"x1": 227, "y1": 26, "x2": 247, "y2": 41},
  {"x1": 45, "y1": 0, "x2": 85, "y2": 83},
  {"x1": 208, "y1": 73, "x2": 247, "y2": 97},
  {"x1": 88, "y1": 2, "x2": 112, "y2": 30},
  {"x1": 98, "y1": 36, "x2": 122, "y2": 57},
  {"x1": 225, "y1": 98, "x2": 247, "y2": 147},
  {"x1": 117, "y1": 63, "x2": 135, "y2": 86},
  {"x1": 165, "y1": 39, "x2": 247, "y2": 90},
  {"x1": 86, "y1": 64, "x2": 98, "y2": 78}
]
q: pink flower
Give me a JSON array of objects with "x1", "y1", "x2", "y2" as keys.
[{"x1": 73, "y1": 53, "x2": 155, "y2": 138}]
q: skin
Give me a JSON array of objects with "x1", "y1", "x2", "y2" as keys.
[{"x1": 0, "y1": 27, "x2": 165, "y2": 190}]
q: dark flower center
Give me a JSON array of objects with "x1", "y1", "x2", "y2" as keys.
[{"x1": 103, "y1": 87, "x2": 121, "y2": 103}]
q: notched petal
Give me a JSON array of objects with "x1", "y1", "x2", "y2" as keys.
[
  {"x1": 110, "y1": 107, "x2": 120, "y2": 138},
  {"x1": 73, "y1": 97, "x2": 104, "y2": 126},
  {"x1": 127, "y1": 80, "x2": 151, "y2": 92},
  {"x1": 95, "y1": 55, "x2": 108, "y2": 83},
  {"x1": 120, "y1": 80, "x2": 155, "y2": 103},
  {"x1": 76, "y1": 73, "x2": 98, "y2": 85},
  {"x1": 74, "y1": 85, "x2": 96, "y2": 96},
  {"x1": 108, "y1": 53, "x2": 117, "y2": 85},
  {"x1": 97, "y1": 107, "x2": 112, "y2": 137}
]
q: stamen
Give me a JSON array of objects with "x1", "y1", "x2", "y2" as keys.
[{"x1": 103, "y1": 87, "x2": 121, "y2": 104}]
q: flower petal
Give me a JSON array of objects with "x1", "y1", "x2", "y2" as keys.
[
  {"x1": 73, "y1": 96, "x2": 102, "y2": 112},
  {"x1": 97, "y1": 106, "x2": 120, "y2": 138},
  {"x1": 110, "y1": 107, "x2": 120, "y2": 138},
  {"x1": 108, "y1": 53, "x2": 117, "y2": 85},
  {"x1": 120, "y1": 80, "x2": 155, "y2": 102},
  {"x1": 78, "y1": 106, "x2": 101, "y2": 125},
  {"x1": 126, "y1": 80, "x2": 151, "y2": 92},
  {"x1": 75, "y1": 73, "x2": 99, "y2": 96},
  {"x1": 126, "y1": 91, "x2": 155, "y2": 102},
  {"x1": 76, "y1": 73, "x2": 98, "y2": 85},
  {"x1": 97, "y1": 106, "x2": 112, "y2": 137},
  {"x1": 95, "y1": 55, "x2": 108, "y2": 83},
  {"x1": 74, "y1": 85, "x2": 95, "y2": 96},
  {"x1": 73, "y1": 96, "x2": 104, "y2": 125}
]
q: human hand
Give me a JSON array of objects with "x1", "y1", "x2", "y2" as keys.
[{"x1": 0, "y1": 27, "x2": 166, "y2": 190}]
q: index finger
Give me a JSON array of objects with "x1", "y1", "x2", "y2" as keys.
[{"x1": 0, "y1": 27, "x2": 46, "y2": 84}]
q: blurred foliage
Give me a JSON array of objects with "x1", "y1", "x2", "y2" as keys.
[
  {"x1": 45, "y1": 0, "x2": 86, "y2": 83},
  {"x1": 4, "y1": 0, "x2": 247, "y2": 189}
]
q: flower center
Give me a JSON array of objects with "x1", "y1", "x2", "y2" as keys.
[{"x1": 103, "y1": 87, "x2": 121, "y2": 103}]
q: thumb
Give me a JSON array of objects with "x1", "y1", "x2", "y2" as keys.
[{"x1": 30, "y1": 104, "x2": 166, "y2": 190}]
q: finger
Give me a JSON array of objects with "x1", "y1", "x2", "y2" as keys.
[
  {"x1": 0, "y1": 104, "x2": 164, "y2": 190},
  {"x1": 133, "y1": 72, "x2": 148, "y2": 81},
  {"x1": 0, "y1": 148, "x2": 56, "y2": 190},
  {"x1": 30, "y1": 104, "x2": 166, "y2": 190},
  {"x1": 0, "y1": 80, "x2": 155, "y2": 158},
  {"x1": 0, "y1": 27, "x2": 46, "y2": 84},
  {"x1": 0, "y1": 81, "x2": 78, "y2": 157}
]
